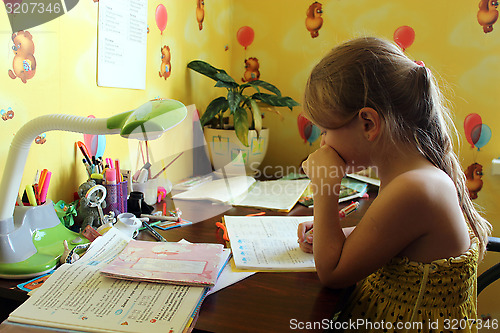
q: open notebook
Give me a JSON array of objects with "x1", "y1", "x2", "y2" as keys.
[
  {"x1": 224, "y1": 215, "x2": 316, "y2": 271},
  {"x1": 173, "y1": 176, "x2": 310, "y2": 212}
]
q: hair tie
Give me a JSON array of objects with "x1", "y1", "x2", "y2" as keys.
[{"x1": 414, "y1": 60, "x2": 432, "y2": 77}]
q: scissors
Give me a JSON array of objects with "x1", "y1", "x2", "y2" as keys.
[{"x1": 215, "y1": 222, "x2": 229, "y2": 241}]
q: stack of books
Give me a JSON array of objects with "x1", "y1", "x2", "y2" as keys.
[{"x1": 7, "y1": 228, "x2": 231, "y2": 333}]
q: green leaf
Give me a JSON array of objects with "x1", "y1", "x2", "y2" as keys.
[
  {"x1": 248, "y1": 80, "x2": 282, "y2": 96},
  {"x1": 234, "y1": 106, "x2": 249, "y2": 146},
  {"x1": 187, "y1": 60, "x2": 237, "y2": 85},
  {"x1": 252, "y1": 93, "x2": 300, "y2": 110},
  {"x1": 200, "y1": 97, "x2": 229, "y2": 127},
  {"x1": 187, "y1": 60, "x2": 221, "y2": 82},
  {"x1": 227, "y1": 90, "x2": 243, "y2": 114},
  {"x1": 215, "y1": 80, "x2": 239, "y2": 89},
  {"x1": 215, "y1": 72, "x2": 237, "y2": 84},
  {"x1": 250, "y1": 99, "x2": 262, "y2": 137}
]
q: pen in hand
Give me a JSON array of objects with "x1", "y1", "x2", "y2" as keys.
[
  {"x1": 302, "y1": 201, "x2": 360, "y2": 244},
  {"x1": 142, "y1": 221, "x2": 167, "y2": 242}
]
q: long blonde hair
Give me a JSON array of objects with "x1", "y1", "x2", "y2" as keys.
[{"x1": 303, "y1": 36, "x2": 491, "y2": 258}]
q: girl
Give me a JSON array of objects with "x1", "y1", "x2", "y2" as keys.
[{"x1": 297, "y1": 37, "x2": 491, "y2": 332}]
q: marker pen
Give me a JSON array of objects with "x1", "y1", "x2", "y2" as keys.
[
  {"x1": 25, "y1": 184, "x2": 37, "y2": 206},
  {"x1": 39, "y1": 171, "x2": 52, "y2": 204},
  {"x1": 303, "y1": 201, "x2": 361, "y2": 244},
  {"x1": 339, "y1": 201, "x2": 360, "y2": 218}
]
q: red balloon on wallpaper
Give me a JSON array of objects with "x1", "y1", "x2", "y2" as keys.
[
  {"x1": 297, "y1": 114, "x2": 310, "y2": 142},
  {"x1": 464, "y1": 113, "x2": 483, "y2": 148},
  {"x1": 237, "y1": 26, "x2": 255, "y2": 49},
  {"x1": 155, "y1": 4, "x2": 168, "y2": 34},
  {"x1": 393, "y1": 25, "x2": 415, "y2": 51}
]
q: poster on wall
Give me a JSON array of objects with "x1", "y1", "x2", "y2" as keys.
[{"x1": 97, "y1": 0, "x2": 148, "y2": 89}]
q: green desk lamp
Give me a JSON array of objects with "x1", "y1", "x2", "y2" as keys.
[{"x1": 0, "y1": 99, "x2": 187, "y2": 278}]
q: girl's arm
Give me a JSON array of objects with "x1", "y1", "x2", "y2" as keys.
[
  {"x1": 313, "y1": 176, "x2": 434, "y2": 289},
  {"x1": 302, "y1": 147, "x2": 437, "y2": 289}
]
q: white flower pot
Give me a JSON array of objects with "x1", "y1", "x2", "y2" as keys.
[{"x1": 203, "y1": 127, "x2": 269, "y2": 175}]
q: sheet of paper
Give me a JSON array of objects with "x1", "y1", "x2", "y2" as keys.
[
  {"x1": 207, "y1": 263, "x2": 255, "y2": 295},
  {"x1": 97, "y1": 0, "x2": 148, "y2": 89},
  {"x1": 224, "y1": 215, "x2": 316, "y2": 271}
]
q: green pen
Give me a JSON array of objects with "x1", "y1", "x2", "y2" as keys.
[
  {"x1": 138, "y1": 220, "x2": 162, "y2": 231},
  {"x1": 142, "y1": 221, "x2": 167, "y2": 242}
]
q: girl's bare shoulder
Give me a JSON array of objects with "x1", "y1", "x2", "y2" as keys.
[
  {"x1": 386, "y1": 167, "x2": 456, "y2": 200},
  {"x1": 376, "y1": 168, "x2": 463, "y2": 233}
]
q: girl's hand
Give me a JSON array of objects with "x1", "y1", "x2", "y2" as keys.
[
  {"x1": 301, "y1": 145, "x2": 346, "y2": 188},
  {"x1": 297, "y1": 221, "x2": 314, "y2": 253}
]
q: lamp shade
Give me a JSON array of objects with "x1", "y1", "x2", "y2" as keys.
[{"x1": 108, "y1": 99, "x2": 188, "y2": 140}]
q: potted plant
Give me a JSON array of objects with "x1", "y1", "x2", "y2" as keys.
[{"x1": 187, "y1": 60, "x2": 299, "y2": 173}]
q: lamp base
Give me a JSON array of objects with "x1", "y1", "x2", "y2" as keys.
[{"x1": 0, "y1": 203, "x2": 88, "y2": 279}]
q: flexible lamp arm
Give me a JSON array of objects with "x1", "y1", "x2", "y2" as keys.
[{"x1": 0, "y1": 114, "x2": 125, "y2": 221}]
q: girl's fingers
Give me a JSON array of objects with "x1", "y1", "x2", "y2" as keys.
[
  {"x1": 297, "y1": 221, "x2": 313, "y2": 241},
  {"x1": 299, "y1": 241, "x2": 313, "y2": 253}
]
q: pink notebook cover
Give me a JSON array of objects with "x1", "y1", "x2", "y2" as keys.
[{"x1": 100, "y1": 240, "x2": 224, "y2": 287}]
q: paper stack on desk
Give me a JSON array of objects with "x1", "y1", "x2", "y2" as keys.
[{"x1": 100, "y1": 240, "x2": 224, "y2": 287}]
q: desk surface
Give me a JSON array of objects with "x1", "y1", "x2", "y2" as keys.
[{"x1": 0, "y1": 195, "x2": 374, "y2": 333}]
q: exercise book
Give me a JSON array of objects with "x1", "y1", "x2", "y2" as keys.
[{"x1": 223, "y1": 215, "x2": 316, "y2": 271}]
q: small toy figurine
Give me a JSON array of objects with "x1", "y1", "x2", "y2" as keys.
[
  {"x1": 77, "y1": 180, "x2": 106, "y2": 230},
  {"x1": 465, "y1": 162, "x2": 483, "y2": 199}
]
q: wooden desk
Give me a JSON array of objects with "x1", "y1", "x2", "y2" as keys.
[{"x1": 0, "y1": 196, "x2": 374, "y2": 333}]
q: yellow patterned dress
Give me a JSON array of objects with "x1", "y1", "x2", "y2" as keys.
[{"x1": 338, "y1": 235, "x2": 479, "y2": 332}]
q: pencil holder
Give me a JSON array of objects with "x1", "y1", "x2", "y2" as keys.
[{"x1": 104, "y1": 181, "x2": 128, "y2": 216}]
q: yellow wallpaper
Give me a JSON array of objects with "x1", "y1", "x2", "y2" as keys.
[
  {"x1": 0, "y1": 0, "x2": 231, "y2": 202},
  {"x1": 230, "y1": 1, "x2": 500, "y2": 174}
]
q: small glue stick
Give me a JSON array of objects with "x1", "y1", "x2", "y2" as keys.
[{"x1": 106, "y1": 168, "x2": 116, "y2": 185}]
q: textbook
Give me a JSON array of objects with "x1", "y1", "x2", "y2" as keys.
[
  {"x1": 298, "y1": 176, "x2": 368, "y2": 207},
  {"x1": 101, "y1": 240, "x2": 224, "y2": 287},
  {"x1": 173, "y1": 176, "x2": 310, "y2": 212},
  {"x1": 8, "y1": 228, "x2": 206, "y2": 333},
  {"x1": 223, "y1": 215, "x2": 316, "y2": 271},
  {"x1": 346, "y1": 167, "x2": 380, "y2": 187}
]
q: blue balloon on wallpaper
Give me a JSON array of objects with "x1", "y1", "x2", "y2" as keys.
[
  {"x1": 472, "y1": 124, "x2": 492, "y2": 150},
  {"x1": 307, "y1": 124, "x2": 321, "y2": 145}
]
